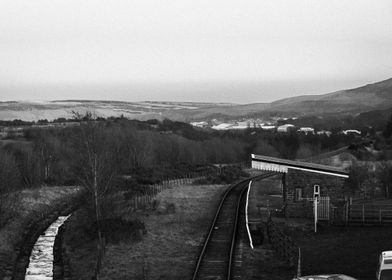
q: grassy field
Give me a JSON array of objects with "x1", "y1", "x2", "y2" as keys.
[
  {"x1": 289, "y1": 225, "x2": 392, "y2": 280},
  {"x1": 97, "y1": 183, "x2": 228, "y2": 280},
  {"x1": 0, "y1": 186, "x2": 80, "y2": 251},
  {"x1": 0, "y1": 185, "x2": 81, "y2": 278}
]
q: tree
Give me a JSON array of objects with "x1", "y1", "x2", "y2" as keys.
[
  {"x1": 378, "y1": 162, "x2": 392, "y2": 198},
  {"x1": 0, "y1": 151, "x2": 22, "y2": 194},
  {"x1": 33, "y1": 130, "x2": 58, "y2": 182},
  {"x1": 252, "y1": 139, "x2": 279, "y2": 157},
  {"x1": 345, "y1": 161, "x2": 369, "y2": 198},
  {"x1": 0, "y1": 151, "x2": 22, "y2": 226},
  {"x1": 69, "y1": 122, "x2": 117, "y2": 247},
  {"x1": 383, "y1": 114, "x2": 392, "y2": 139}
]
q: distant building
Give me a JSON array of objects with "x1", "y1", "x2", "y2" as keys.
[
  {"x1": 260, "y1": 125, "x2": 276, "y2": 131},
  {"x1": 211, "y1": 123, "x2": 234, "y2": 130},
  {"x1": 190, "y1": 121, "x2": 209, "y2": 128},
  {"x1": 317, "y1": 130, "x2": 332, "y2": 137},
  {"x1": 277, "y1": 124, "x2": 295, "y2": 133},
  {"x1": 298, "y1": 127, "x2": 315, "y2": 135},
  {"x1": 230, "y1": 121, "x2": 249, "y2": 130},
  {"x1": 342, "y1": 129, "x2": 361, "y2": 135}
]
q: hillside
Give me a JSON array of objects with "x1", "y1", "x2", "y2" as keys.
[
  {"x1": 267, "y1": 78, "x2": 392, "y2": 115},
  {"x1": 1, "y1": 77, "x2": 392, "y2": 122}
]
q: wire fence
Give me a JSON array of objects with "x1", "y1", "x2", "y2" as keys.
[{"x1": 92, "y1": 170, "x2": 213, "y2": 279}]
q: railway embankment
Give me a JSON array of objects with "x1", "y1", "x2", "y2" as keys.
[{"x1": 0, "y1": 186, "x2": 84, "y2": 280}]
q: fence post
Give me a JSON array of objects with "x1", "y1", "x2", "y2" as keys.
[
  {"x1": 362, "y1": 204, "x2": 365, "y2": 224},
  {"x1": 345, "y1": 202, "x2": 349, "y2": 225},
  {"x1": 379, "y1": 209, "x2": 382, "y2": 224},
  {"x1": 297, "y1": 247, "x2": 301, "y2": 277}
]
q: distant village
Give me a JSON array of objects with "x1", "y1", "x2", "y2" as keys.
[
  {"x1": 0, "y1": 116, "x2": 364, "y2": 140},
  {"x1": 190, "y1": 118, "x2": 362, "y2": 136}
]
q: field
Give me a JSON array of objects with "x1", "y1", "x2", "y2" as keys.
[
  {"x1": 247, "y1": 173, "x2": 392, "y2": 279},
  {"x1": 0, "y1": 186, "x2": 81, "y2": 278},
  {"x1": 62, "y1": 183, "x2": 228, "y2": 280},
  {"x1": 288, "y1": 225, "x2": 392, "y2": 280}
]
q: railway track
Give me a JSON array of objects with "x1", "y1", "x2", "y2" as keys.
[{"x1": 192, "y1": 172, "x2": 275, "y2": 280}]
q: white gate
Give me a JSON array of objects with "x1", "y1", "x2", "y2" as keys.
[
  {"x1": 300, "y1": 197, "x2": 331, "y2": 220},
  {"x1": 315, "y1": 197, "x2": 330, "y2": 220}
]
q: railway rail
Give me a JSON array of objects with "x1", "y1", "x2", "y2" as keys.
[{"x1": 192, "y1": 172, "x2": 276, "y2": 280}]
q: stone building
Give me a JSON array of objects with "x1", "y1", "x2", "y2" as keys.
[{"x1": 251, "y1": 154, "x2": 349, "y2": 219}]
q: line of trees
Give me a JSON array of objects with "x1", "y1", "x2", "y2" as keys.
[
  {"x1": 0, "y1": 117, "x2": 356, "y2": 192},
  {"x1": 0, "y1": 116, "x2": 357, "y2": 227}
]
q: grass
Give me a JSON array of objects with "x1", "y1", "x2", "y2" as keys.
[
  {"x1": 0, "y1": 185, "x2": 81, "y2": 278},
  {"x1": 98, "y1": 183, "x2": 227, "y2": 280},
  {"x1": 239, "y1": 243, "x2": 294, "y2": 280},
  {"x1": 289, "y1": 225, "x2": 392, "y2": 280},
  {"x1": 62, "y1": 208, "x2": 99, "y2": 280},
  {"x1": 0, "y1": 186, "x2": 80, "y2": 251}
]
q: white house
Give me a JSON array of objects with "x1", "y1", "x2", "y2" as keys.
[
  {"x1": 342, "y1": 129, "x2": 361, "y2": 135},
  {"x1": 298, "y1": 127, "x2": 315, "y2": 135},
  {"x1": 317, "y1": 130, "x2": 332, "y2": 137},
  {"x1": 260, "y1": 125, "x2": 276, "y2": 131},
  {"x1": 211, "y1": 123, "x2": 234, "y2": 130},
  {"x1": 190, "y1": 121, "x2": 209, "y2": 128},
  {"x1": 277, "y1": 124, "x2": 295, "y2": 133}
]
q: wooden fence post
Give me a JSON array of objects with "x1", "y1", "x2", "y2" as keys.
[
  {"x1": 362, "y1": 204, "x2": 365, "y2": 224},
  {"x1": 345, "y1": 203, "x2": 349, "y2": 225},
  {"x1": 297, "y1": 247, "x2": 301, "y2": 277},
  {"x1": 379, "y1": 209, "x2": 382, "y2": 224}
]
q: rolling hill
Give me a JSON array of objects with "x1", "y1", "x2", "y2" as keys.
[
  {"x1": 267, "y1": 78, "x2": 392, "y2": 115},
  {"x1": 1, "y1": 77, "x2": 392, "y2": 122}
]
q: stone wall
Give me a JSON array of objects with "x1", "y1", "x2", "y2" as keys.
[
  {"x1": 284, "y1": 169, "x2": 347, "y2": 218},
  {"x1": 286, "y1": 170, "x2": 346, "y2": 201}
]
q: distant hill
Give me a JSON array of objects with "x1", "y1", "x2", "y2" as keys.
[
  {"x1": 267, "y1": 78, "x2": 392, "y2": 115},
  {"x1": 1, "y1": 77, "x2": 392, "y2": 122}
]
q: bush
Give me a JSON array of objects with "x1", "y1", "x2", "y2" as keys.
[{"x1": 215, "y1": 165, "x2": 250, "y2": 184}]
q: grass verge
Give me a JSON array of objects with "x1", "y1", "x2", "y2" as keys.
[
  {"x1": 98, "y1": 183, "x2": 227, "y2": 280},
  {"x1": 289, "y1": 225, "x2": 392, "y2": 280}
]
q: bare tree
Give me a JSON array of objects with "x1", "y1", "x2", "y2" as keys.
[
  {"x1": 345, "y1": 161, "x2": 369, "y2": 198},
  {"x1": 379, "y1": 162, "x2": 392, "y2": 198},
  {"x1": 0, "y1": 151, "x2": 22, "y2": 226},
  {"x1": 69, "y1": 122, "x2": 117, "y2": 246}
]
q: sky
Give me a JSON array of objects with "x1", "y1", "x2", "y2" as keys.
[{"x1": 1, "y1": 0, "x2": 392, "y2": 103}]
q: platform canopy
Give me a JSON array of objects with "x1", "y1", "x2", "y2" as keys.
[{"x1": 251, "y1": 154, "x2": 349, "y2": 178}]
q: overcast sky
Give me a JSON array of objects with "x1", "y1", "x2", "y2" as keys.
[{"x1": 1, "y1": 0, "x2": 392, "y2": 103}]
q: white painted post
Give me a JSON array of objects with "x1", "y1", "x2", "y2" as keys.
[
  {"x1": 245, "y1": 181, "x2": 254, "y2": 249},
  {"x1": 314, "y1": 197, "x2": 318, "y2": 233}
]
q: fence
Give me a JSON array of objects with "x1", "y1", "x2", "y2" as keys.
[
  {"x1": 92, "y1": 171, "x2": 211, "y2": 278},
  {"x1": 343, "y1": 203, "x2": 392, "y2": 225},
  {"x1": 266, "y1": 218, "x2": 301, "y2": 275}
]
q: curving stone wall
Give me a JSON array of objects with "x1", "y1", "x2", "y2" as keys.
[{"x1": 25, "y1": 216, "x2": 70, "y2": 280}]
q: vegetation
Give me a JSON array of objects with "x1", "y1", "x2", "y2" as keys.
[
  {"x1": 290, "y1": 226, "x2": 392, "y2": 279},
  {"x1": 0, "y1": 113, "x2": 374, "y2": 278}
]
